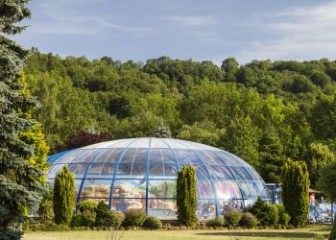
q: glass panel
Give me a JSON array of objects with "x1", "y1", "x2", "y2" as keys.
[
  {"x1": 132, "y1": 148, "x2": 148, "y2": 163},
  {"x1": 119, "y1": 148, "x2": 137, "y2": 162},
  {"x1": 116, "y1": 163, "x2": 147, "y2": 177},
  {"x1": 175, "y1": 150, "x2": 190, "y2": 164},
  {"x1": 79, "y1": 198, "x2": 110, "y2": 205},
  {"x1": 194, "y1": 165, "x2": 209, "y2": 179},
  {"x1": 149, "y1": 163, "x2": 164, "y2": 177},
  {"x1": 148, "y1": 181, "x2": 176, "y2": 199},
  {"x1": 112, "y1": 199, "x2": 145, "y2": 211},
  {"x1": 47, "y1": 164, "x2": 65, "y2": 178},
  {"x1": 161, "y1": 149, "x2": 176, "y2": 164},
  {"x1": 112, "y1": 179, "x2": 146, "y2": 199},
  {"x1": 230, "y1": 167, "x2": 254, "y2": 180},
  {"x1": 54, "y1": 149, "x2": 86, "y2": 164},
  {"x1": 218, "y1": 151, "x2": 239, "y2": 166},
  {"x1": 197, "y1": 200, "x2": 216, "y2": 219},
  {"x1": 208, "y1": 165, "x2": 235, "y2": 180},
  {"x1": 215, "y1": 181, "x2": 242, "y2": 200},
  {"x1": 95, "y1": 148, "x2": 124, "y2": 163},
  {"x1": 219, "y1": 199, "x2": 244, "y2": 215},
  {"x1": 240, "y1": 182, "x2": 259, "y2": 200},
  {"x1": 68, "y1": 163, "x2": 89, "y2": 178},
  {"x1": 197, "y1": 181, "x2": 215, "y2": 199},
  {"x1": 186, "y1": 151, "x2": 203, "y2": 164},
  {"x1": 86, "y1": 163, "x2": 114, "y2": 178},
  {"x1": 71, "y1": 149, "x2": 101, "y2": 164},
  {"x1": 149, "y1": 149, "x2": 163, "y2": 163},
  {"x1": 196, "y1": 151, "x2": 220, "y2": 165},
  {"x1": 163, "y1": 164, "x2": 178, "y2": 177},
  {"x1": 148, "y1": 199, "x2": 177, "y2": 219},
  {"x1": 80, "y1": 179, "x2": 111, "y2": 199}
]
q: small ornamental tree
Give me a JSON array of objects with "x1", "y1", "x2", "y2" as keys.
[
  {"x1": 154, "y1": 121, "x2": 171, "y2": 138},
  {"x1": 176, "y1": 165, "x2": 197, "y2": 227},
  {"x1": 282, "y1": 159, "x2": 310, "y2": 227},
  {"x1": 53, "y1": 165, "x2": 76, "y2": 226},
  {"x1": 317, "y1": 162, "x2": 336, "y2": 239}
]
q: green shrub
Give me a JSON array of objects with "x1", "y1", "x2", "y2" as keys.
[
  {"x1": 33, "y1": 223, "x2": 70, "y2": 231},
  {"x1": 108, "y1": 210, "x2": 125, "y2": 228},
  {"x1": 122, "y1": 209, "x2": 147, "y2": 227},
  {"x1": 275, "y1": 204, "x2": 291, "y2": 227},
  {"x1": 143, "y1": 216, "x2": 163, "y2": 229},
  {"x1": 240, "y1": 212, "x2": 258, "y2": 229},
  {"x1": 71, "y1": 214, "x2": 84, "y2": 227},
  {"x1": 250, "y1": 198, "x2": 279, "y2": 226},
  {"x1": 95, "y1": 201, "x2": 111, "y2": 227},
  {"x1": 80, "y1": 210, "x2": 96, "y2": 227},
  {"x1": 206, "y1": 217, "x2": 226, "y2": 228},
  {"x1": 78, "y1": 200, "x2": 98, "y2": 213},
  {"x1": 224, "y1": 210, "x2": 243, "y2": 227}
]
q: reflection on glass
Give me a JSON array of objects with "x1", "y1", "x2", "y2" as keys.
[
  {"x1": 148, "y1": 200, "x2": 177, "y2": 219},
  {"x1": 148, "y1": 181, "x2": 176, "y2": 199},
  {"x1": 112, "y1": 179, "x2": 146, "y2": 199},
  {"x1": 197, "y1": 200, "x2": 216, "y2": 219},
  {"x1": 80, "y1": 179, "x2": 111, "y2": 199},
  {"x1": 215, "y1": 181, "x2": 242, "y2": 199},
  {"x1": 113, "y1": 199, "x2": 145, "y2": 211}
]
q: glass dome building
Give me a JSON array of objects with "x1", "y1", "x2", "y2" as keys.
[{"x1": 47, "y1": 138, "x2": 269, "y2": 219}]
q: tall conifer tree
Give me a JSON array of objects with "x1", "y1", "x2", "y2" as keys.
[
  {"x1": 176, "y1": 165, "x2": 197, "y2": 226},
  {"x1": 53, "y1": 165, "x2": 76, "y2": 226},
  {"x1": 282, "y1": 159, "x2": 309, "y2": 227},
  {"x1": 0, "y1": 1, "x2": 44, "y2": 239}
]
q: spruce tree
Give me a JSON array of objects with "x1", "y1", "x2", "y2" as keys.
[
  {"x1": 282, "y1": 159, "x2": 309, "y2": 227},
  {"x1": 176, "y1": 165, "x2": 197, "y2": 226},
  {"x1": 53, "y1": 165, "x2": 76, "y2": 225},
  {"x1": 0, "y1": 1, "x2": 45, "y2": 239},
  {"x1": 154, "y1": 121, "x2": 171, "y2": 138}
]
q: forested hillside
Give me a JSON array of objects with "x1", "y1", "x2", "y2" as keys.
[{"x1": 24, "y1": 49, "x2": 336, "y2": 186}]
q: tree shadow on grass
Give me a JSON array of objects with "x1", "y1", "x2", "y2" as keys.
[{"x1": 196, "y1": 231, "x2": 320, "y2": 239}]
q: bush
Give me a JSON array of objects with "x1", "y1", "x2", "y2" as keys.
[
  {"x1": 143, "y1": 216, "x2": 162, "y2": 229},
  {"x1": 33, "y1": 223, "x2": 70, "y2": 231},
  {"x1": 71, "y1": 214, "x2": 84, "y2": 227},
  {"x1": 240, "y1": 212, "x2": 258, "y2": 229},
  {"x1": 250, "y1": 198, "x2": 279, "y2": 226},
  {"x1": 275, "y1": 204, "x2": 291, "y2": 227},
  {"x1": 108, "y1": 210, "x2": 125, "y2": 228},
  {"x1": 78, "y1": 200, "x2": 97, "y2": 213},
  {"x1": 95, "y1": 201, "x2": 111, "y2": 227},
  {"x1": 122, "y1": 209, "x2": 147, "y2": 227},
  {"x1": 224, "y1": 210, "x2": 243, "y2": 227},
  {"x1": 206, "y1": 217, "x2": 226, "y2": 228}
]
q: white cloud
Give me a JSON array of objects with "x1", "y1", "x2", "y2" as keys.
[
  {"x1": 168, "y1": 16, "x2": 217, "y2": 27},
  {"x1": 237, "y1": 2, "x2": 336, "y2": 63}
]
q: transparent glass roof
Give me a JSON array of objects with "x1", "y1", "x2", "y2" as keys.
[{"x1": 47, "y1": 138, "x2": 269, "y2": 219}]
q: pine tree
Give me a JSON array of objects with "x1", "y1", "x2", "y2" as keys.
[
  {"x1": 154, "y1": 121, "x2": 171, "y2": 138},
  {"x1": 176, "y1": 165, "x2": 197, "y2": 226},
  {"x1": 53, "y1": 165, "x2": 76, "y2": 225},
  {"x1": 282, "y1": 159, "x2": 310, "y2": 227},
  {"x1": 0, "y1": 1, "x2": 45, "y2": 239}
]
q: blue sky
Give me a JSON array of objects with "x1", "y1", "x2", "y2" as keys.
[{"x1": 13, "y1": 0, "x2": 336, "y2": 64}]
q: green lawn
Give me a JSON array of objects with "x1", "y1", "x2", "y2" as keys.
[{"x1": 23, "y1": 225, "x2": 331, "y2": 240}]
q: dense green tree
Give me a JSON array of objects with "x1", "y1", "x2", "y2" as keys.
[
  {"x1": 221, "y1": 58, "x2": 239, "y2": 82},
  {"x1": 0, "y1": 1, "x2": 45, "y2": 239},
  {"x1": 282, "y1": 160, "x2": 310, "y2": 227},
  {"x1": 317, "y1": 162, "x2": 336, "y2": 238},
  {"x1": 221, "y1": 117, "x2": 260, "y2": 168},
  {"x1": 176, "y1": 165, "x2": 197, "y2": 227},
  {"x1": 304, "y1": 143, "x2": 335, "y2": 188},
  {"x1": 53, "y1": 165, "x2": 76, "y2": 226}
]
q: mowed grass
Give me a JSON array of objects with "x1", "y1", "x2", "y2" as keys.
[{"x1": 23, "y1": 225, "x2": 331, "y2": 240}]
